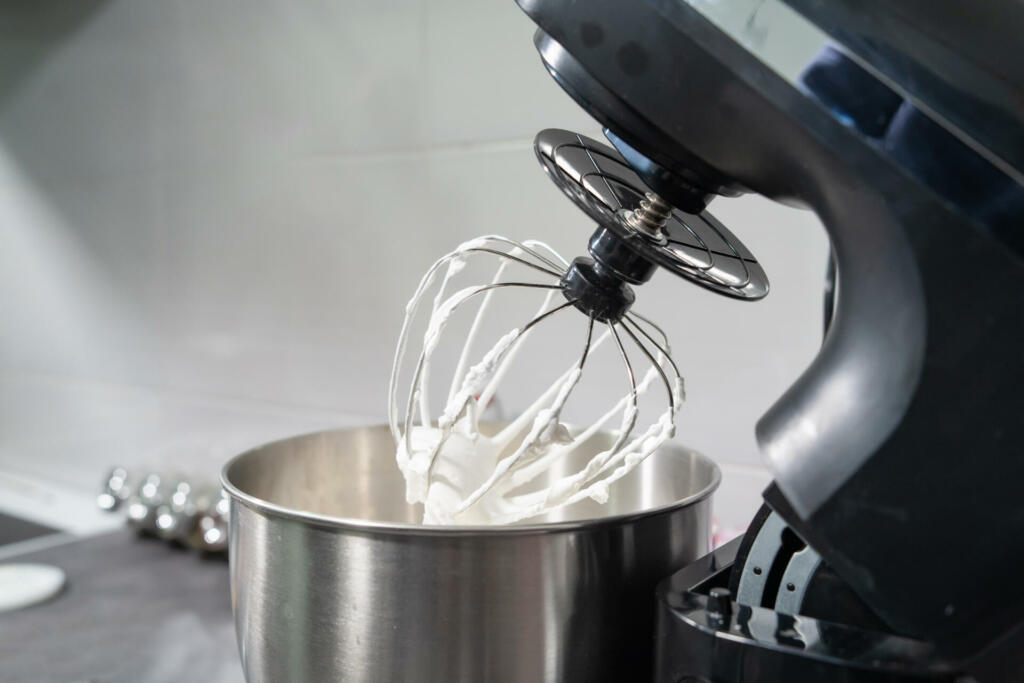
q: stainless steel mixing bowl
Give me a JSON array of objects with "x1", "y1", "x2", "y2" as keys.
[{"x1": 222, "y1": 425, "x2": 719, "y2": 683}]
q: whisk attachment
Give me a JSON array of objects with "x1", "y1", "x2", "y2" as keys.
[{"x1": 389, "y1": 235, "x2": 684, "y2": 525}]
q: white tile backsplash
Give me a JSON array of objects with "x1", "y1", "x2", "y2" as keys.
[
  {"x1": 418, "y1": 0, "x2": 600, "y2": 146},
  {"x1": 0, "y1": 0, "x2": 596, "y2": 181},
  {"x1": 0, "y1": 0, "x2": 828, "y2": 529}
]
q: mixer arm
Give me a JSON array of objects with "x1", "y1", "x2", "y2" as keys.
[{"x1": 524, "y1": 4, "x2": 929, "y2": 522}]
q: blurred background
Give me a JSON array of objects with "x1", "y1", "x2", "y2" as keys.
[{"x1": 0, "y1": 0, "x2": 828, "y2": 538}]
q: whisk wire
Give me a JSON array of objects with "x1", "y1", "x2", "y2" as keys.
[
  {"x1": 402, "y1": 280, "x2": 562, "y2": 458},
  {"x1": 446, "y1": 240, "x2": 569, "y2": 407},
  {"x1": 475, "y1": 288, "x2": 559, "y2": 410},
  {"x1": 501, "y1": 325, "x2": 668, "y2": 500},
  {"x1": 608, "y1": 321, "x2": 640, "y2": 454},
  {"x1": 619, "y1": 318, "x2": 676, "y2": 414},
  {"x1": 447, "y1": 260, "x2": 513, "y2": 405},
  {"x1": 425, "y1": 297, "x2": 577, "y2": 486},
  {"x1": 461, "y1": 247, "x2": 564, "y2": 278},
  {"x1": 475, "y1": 296, "x2": 578, "y2": 419},
  {"x1": 521, "y1": 239, "x2": 570, "y2": 269},
  {"x1": 455, "y1": 308, "x2": 597, "y2": 513},
  {"x1": 625, "y1": 313, "x2": 683, "y2": 381},
  {"x1": 483, "y1": 236, "x2": 569, "y2": 272}
]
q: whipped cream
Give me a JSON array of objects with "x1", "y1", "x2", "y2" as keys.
[{"x1": 389, "y1": 237, "x2": 683, "y2": 525}]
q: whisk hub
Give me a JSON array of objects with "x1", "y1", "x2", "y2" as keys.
[
  {"x1": 560, "y1": 257, "x2": 635, "y2": 324},
  {"x1": 587, "y1": 226, "x2": 658, "y2": 284}
]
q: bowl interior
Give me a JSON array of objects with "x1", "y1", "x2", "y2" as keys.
[{"x1": 224, "y1": 425, "x2": 719, "y2": 526}]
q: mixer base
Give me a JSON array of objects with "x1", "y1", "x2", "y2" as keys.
[{"x1": 654, "y1": 536, "x2": 969, "y2": 682}]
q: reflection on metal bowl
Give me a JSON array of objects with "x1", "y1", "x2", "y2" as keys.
[{"x1": 222, "y1": 425, "x2": 719, "y2": 683}]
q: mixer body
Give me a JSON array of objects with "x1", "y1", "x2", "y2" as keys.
[{"x1": 517, "y1": 0, "x2": 1024, "y2": 678}]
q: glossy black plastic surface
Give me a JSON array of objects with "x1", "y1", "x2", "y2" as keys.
[{"x1": 519, "y1": 0, "x2": 1024, "y2": 655}]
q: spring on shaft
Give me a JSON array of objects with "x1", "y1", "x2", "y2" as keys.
[{"x1": 624, "y1": 192, "x2": 673, "y2": 238}]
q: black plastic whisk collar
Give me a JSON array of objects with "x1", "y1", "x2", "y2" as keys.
[{"x1": 560, "y1": 226, "x2": 657, "y2": 323}]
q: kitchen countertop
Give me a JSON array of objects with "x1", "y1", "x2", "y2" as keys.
[
  {"x1": 0, "y1": 511, "x2": 56, "y2": 547},
  {"x1": 0, "y1": 530, "x2": 244, "y2": 683}
]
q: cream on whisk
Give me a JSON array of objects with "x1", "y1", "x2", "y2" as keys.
[{"x1": 389, "y1": 236, "x2": 683, "y2": 525}]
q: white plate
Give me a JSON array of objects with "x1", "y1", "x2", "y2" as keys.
[{"x1": 0, "y1": 563, "x2": 66, "y2": 612}]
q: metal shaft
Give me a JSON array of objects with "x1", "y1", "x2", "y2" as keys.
[{"x1": 624, "y1": 192, "x2": 673, "y2": 238}]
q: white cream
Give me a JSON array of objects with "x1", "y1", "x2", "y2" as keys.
[{"x1": 389, "y1": 236, "x2": 683, "y2": 525}]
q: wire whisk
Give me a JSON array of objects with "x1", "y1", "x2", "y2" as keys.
[{"x1": 388, "y1": 235, "x2": 684, "y2": 525}]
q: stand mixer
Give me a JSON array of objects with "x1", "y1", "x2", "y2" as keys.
[{"x1": 506, "y1": 0, "x2": 1024, "y2": 680}]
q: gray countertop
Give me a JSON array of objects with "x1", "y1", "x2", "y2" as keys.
[{"x1": 0, "y1": 530, "x2": 244, "y2": 683}]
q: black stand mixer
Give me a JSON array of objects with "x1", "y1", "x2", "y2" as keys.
[{"x1": 516, "y1": 1, "x2": 1024, "y2": 680}]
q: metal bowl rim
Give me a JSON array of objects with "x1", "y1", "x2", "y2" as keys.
[{"x1": 221, "y1": 426, "x2": 721, "y2": 537}]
